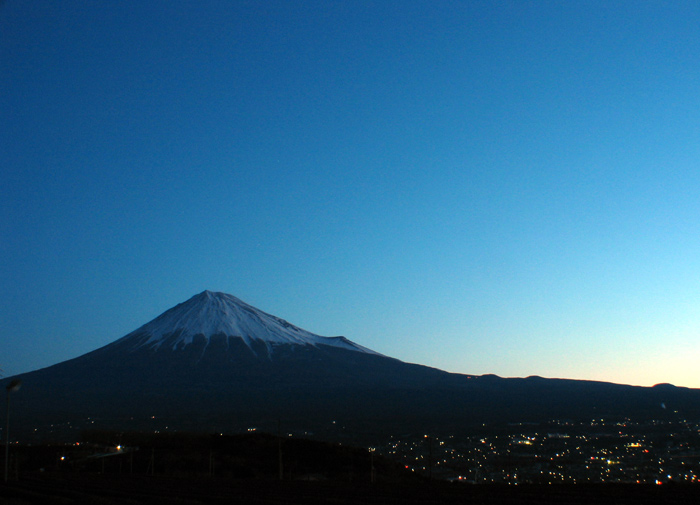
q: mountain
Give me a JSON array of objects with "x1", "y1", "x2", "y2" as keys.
[
  {"x1": 3, "y1": 291, "x2": 700, "y2": 441},
  {"x1": 115, "y1": 290, "x2": 379, "y2": 356}
]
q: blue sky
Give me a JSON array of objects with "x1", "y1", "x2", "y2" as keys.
[{"x1": 2, "y1": 1, "x2": 699, "y2": 387}]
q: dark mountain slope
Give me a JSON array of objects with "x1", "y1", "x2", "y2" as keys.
[{"x1": 3, "y1": 291, "x2": 698, "y2": 440}]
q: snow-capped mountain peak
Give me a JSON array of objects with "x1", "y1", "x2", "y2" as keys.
[{"x1": 119, "y1": 290, "x2": 378, "y2": 356}]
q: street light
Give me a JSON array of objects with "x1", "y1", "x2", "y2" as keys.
[{"x1": 4, "y1": 379, "x2": 22, "y2": 483}]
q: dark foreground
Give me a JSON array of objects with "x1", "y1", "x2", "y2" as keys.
[{"x1": 2, "y1": 474, "x2": 699, "y2": 505}]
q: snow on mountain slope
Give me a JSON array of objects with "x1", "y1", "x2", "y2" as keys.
[{"x1": 117, "y1": 290, "x2": 380, "y2": 356}]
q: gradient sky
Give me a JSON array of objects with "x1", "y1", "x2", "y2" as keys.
[{"x1": 2, "y1": 1, "x2": 699, "y2": 387}]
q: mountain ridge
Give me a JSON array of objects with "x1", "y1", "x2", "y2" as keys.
[{"x1": 2, "y1": 291, "x2": 699, "y2": 441}]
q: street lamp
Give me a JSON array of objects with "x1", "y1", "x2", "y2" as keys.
[{"x1": 4, "y1": 379, "x2": 21, "y2": 483}]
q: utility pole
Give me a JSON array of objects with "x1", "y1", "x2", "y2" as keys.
[
  {"x1": 148, "y1": 448, "x2": 155, "y2": 476},
  {"x1": 425, "y1": 434, "x2": 433, "y2": 482},
  {"x1": 4, "y1": 379, "x2": 22, "y2": 483},
  {"x1": 277, "y1": 418, "x2": 284, "y2": 481}
]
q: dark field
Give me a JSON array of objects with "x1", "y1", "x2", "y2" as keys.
[{"x1": 2, "y1": 473, "x2": 699, "y2": 505}]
